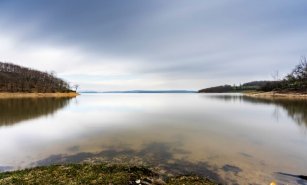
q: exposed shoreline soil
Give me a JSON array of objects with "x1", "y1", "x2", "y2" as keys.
[
  {"x1": 244, "y1": 91, "x2": 307, "y2": 99},
  {"x1": 0, "y1": 92, "x2": 79, "y2": 99}
]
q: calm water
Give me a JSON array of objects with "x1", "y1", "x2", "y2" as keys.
[{"x1": 0, "y1": 93, "x2": 307, "y2": 184}]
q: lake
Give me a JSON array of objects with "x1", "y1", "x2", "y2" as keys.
[{"x1": 0, "y1": 93, "x2": 306, "y2": 184}]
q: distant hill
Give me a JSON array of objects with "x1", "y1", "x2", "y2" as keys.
[
  {"x1": 81, "y1": 90, "x2": 196, "y2": 93},
  {"x1": 0, "y1": 62, "x2": 72, "y2": 93}
]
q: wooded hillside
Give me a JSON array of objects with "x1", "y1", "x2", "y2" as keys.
[
  {"x1": 199, "y1": 57, "x2": 307, "y2": 93},
  {"x1": 0, "y1": 62, "x2": 72, "y2": 93}
]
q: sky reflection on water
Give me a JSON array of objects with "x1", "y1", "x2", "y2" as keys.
[{"x1": 0, "y1": 93, "x2": 306, "y2": 184}]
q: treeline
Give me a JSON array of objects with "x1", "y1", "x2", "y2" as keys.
[
  {"x1": 199, "y1": 57, "x2": 307, "y2": 93},
  {"x1": 198, "y1": 81, "x2": 273, "y2": 93},
  {"x1": 0, "y1": 62, "x2": 73, "y2": 93},
  {"x1": 263, "y1": 57, "x2": 307, "y2": 92},
  {"x1": 198, "y1": 85, "x2": 234, "y2": 93}
]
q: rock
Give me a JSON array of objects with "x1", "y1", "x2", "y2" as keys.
[{"x1": 136, "y1": 179, "x2": 141, "y2": 184}]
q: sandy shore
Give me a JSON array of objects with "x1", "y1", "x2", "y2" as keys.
[
  {"x1": 0, "y1": 92, "x2": 79, "y2": 99},
  {"x1": 244, "y1": 91, "x2": 307, "y2": 99}
]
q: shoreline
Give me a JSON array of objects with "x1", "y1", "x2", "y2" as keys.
[
  {"x1": 0, "y1": 92, "x2": 79, "y2": 99},
  {"x1": 243, "y1": 91, "x2": 307, "y2": 99},
  {"x1": 0, "y1": 163, "x2": 216, "y2": 185}
]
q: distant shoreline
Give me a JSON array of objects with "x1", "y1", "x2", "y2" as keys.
[
  {"x1": 81, "y1": 90, "x2": 196, "y2": 93},
  {"x1": 0, "y1": 92, "x2": 79, "y2": 99},
  {"x1": 243, "y1": 91, "x2": 307, "y2": 99}
]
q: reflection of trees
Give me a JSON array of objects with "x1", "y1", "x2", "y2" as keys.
[
  {"x1": 0, "y1": 98, "x2": 73, "y2": 126},
  {"x1": 204, "y1": 94, "x2": 242, "y2": 102},
  {"x1": 245, "y1": 97, "x2": 307, "y2": 128},
  {"x1": 206, "y1": 94, "x2": 307, "y2": 128}
]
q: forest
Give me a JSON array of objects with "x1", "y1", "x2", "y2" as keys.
[
  {"x1": 199, "y1": 57, "x2": 307, "y2": 93},
  {"x1": 0, "y1": 62, "x2": 73, "y2": 93}
]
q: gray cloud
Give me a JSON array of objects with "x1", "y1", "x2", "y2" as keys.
[{"x1": 0, "y1": 0, "x2": 307, "y2": 90}]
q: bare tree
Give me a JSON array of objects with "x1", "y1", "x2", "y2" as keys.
[
  {"x1": 72, "y1": 84, "x2": 80, "y2": 92},
  {"x1": 271, "y1": 70, "x2": 279, "y2": 81}
]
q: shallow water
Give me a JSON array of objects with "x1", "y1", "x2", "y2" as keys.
[{"x1": 0, "y1": 93, "x2": 307, "y2": 184}]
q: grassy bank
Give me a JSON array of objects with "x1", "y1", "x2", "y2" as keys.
[
  {"x1": 244, "y1": 91, "x2": 307, "y2": 99},
  {"x1": 0, "y1": 164, "x2": 216, "y2": 185},
  {"x1": 0, "y1": 92, "x2": 79, "y2": 99}
]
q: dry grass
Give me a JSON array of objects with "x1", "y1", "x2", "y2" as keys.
[{"x1": 0, "y1": 92, "x2": 79, "y2": 99}]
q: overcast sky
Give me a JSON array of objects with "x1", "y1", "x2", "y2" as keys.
[{"x1": 0, "y1": 0, "x2": 306, "y2": 91}]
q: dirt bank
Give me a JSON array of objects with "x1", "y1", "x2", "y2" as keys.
[
  {"x1": 244, "y1": 91, "x2": 307, "y2": 99},
  {"x1": 0, "y1": 92, "x2": 79, "y2": 99}
]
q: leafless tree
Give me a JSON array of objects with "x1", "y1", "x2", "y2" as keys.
[
  {"x1": 271, "y1": 70, "x2": 280, "y2": 81},
  {"x1": 73, "y1": 84, "x2": 80, "y2": 92}
]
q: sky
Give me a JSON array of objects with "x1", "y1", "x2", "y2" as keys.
[{"x1": 0, "y1": 0, "x2": 307, "y2": 91}]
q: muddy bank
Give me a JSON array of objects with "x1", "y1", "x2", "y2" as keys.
[
  {"x1": 0, "y1": 92, "x2": 79, "y2": 99},
  {"x1": 0, "y1": 164, "x2": 216, "y2": 185}
]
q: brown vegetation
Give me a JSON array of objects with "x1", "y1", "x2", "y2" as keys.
[{"x1": 0, "y1": 62, "x2": 73, "y2": 93}]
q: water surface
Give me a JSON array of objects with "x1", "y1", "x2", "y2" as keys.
[{"x1": 0, "y1": 94, "x2": 307, "y2": 184}]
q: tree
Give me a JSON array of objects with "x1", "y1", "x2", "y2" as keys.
[
  {"x1": 72, "y1": 84, "x2": 80, "y2": 92},
  {"x1": 284, "y1": 56, "x2": 307, "y2": 91},
  {"x1": 271, "y1": 70, "x2": 280, "y2": 81}
]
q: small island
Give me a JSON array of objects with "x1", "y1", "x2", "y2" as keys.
[
  {"x1": 199, "y1": 57, "x2": 307, "y2": 98},
  {"x1": 0, "y1": 62, "x2": 78, "y2": 98}
]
